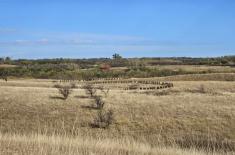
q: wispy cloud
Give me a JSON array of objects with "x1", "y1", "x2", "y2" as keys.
[
  {"x1": 0, "y1": 28, "x2": 18, "y2": 34},
  {"x1": 1, "y1": 30, "x2": 232, "y2": 58},
  {"x1": 0, "y1": 32, "x2": 152, "y2": 46},
  {"x1": 41, "y1": 32, "x2": 150, "y2": 46},
  {"x1": 0, "y1": 30, "x2": 221, "y2": 47}
]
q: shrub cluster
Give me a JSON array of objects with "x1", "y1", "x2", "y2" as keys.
[
  {"x1": 83, "y1": 84, "x2": 97, "y2": 98},
  {"x1": 94, "y1": 96, "x2": 105, "y2": 109},
  {"x1": 55, "y1": 84, "x2": 73, "y2": 100},
  {"x1": 83, "y1": 83, "x2": 114, "y2": 128},
  {"x1": 92, "y1": 109, "x2": 114, "y2": 129}
]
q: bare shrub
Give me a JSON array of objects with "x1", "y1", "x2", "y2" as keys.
[
  {"x1": 83, "y1": 83, "x2": 97, "y2": 98},
  {"x1": 92, "y1": 109, "x2": 114, "y2": 129},
  {"x1": 94, "y1": 96, "x2": 105, "y2": 109},
  {"x1": 55, "y1": 85, "x2": 73, "y2": 100}
]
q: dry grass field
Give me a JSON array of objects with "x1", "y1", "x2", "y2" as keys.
[
  {"x1": 112, "y1": 65, "x2": 235, "y2": 74},
  {"x1": 0, "y1": 73, "x2": 235, "y2": 155},
  {"x1": 149, "y1": 65, "x2": 235, "y2": 73},
  {"x1": 153, "y1": 73, "x2": 235, "y2": 81},
  {"x1": 0, "y1": 133, "x2": 222, "y2": 155}
]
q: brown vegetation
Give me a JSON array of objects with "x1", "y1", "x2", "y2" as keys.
[
  {"x1": 56, "y1": 84, "x2": 73, "y2": 100},
  {"x1": 83, "y1": 83, "x2": 97, "y2": 98},
  {"x1": 92, "y1": 109, "x2": 114, "y2": 128},
  {"x1": 93, "y1": 96, "x2": 105, "y2": 109}
]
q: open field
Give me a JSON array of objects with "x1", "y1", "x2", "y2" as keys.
[
  {"x1": 1, "y1": 0, "x2": 235, "y2": 154},
  {"x1": 0, "y1": 73, "x2": 235, "y2": 154},
  {"x1": 1, "y1": 73, "x2": 235, "y2": 88},
  {"x1": 151, "y1": 73, "x2": 235, "y2": 81},
  {"x1": 112, "y1": 65, "x2": 235, "y2": 73},
  {"x1": 148, "y1": 65, "x2": 235, "y2": 73}
]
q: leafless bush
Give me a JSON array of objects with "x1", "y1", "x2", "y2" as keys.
[
  {"x1": 92, "y1": 109, "x2": 114, "y2": 129},
  {"x1": 94, "y1": 96, "x2": 105, "y2": 109},
  {"x1": 55, "y1": 85, "x2": 73, "y2": 100},
  {"x1": 83, "y1": 83, "x2": 97, "y2": 98}
]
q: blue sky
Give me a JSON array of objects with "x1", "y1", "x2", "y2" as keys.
[{"x1": 0, "y1": 0, "x2": 235, "y2": 59}]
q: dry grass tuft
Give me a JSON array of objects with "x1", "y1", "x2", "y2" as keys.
[
  {"x1": 91, "y1": 109, "x2": 115, "y2": 129},
  {"x1": 55, "y1": 84, "x2": 73, "y2": 100}
]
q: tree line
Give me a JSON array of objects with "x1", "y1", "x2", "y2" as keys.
[{"x1": 0, "y1": 54, "x2": 234, "y2": 80}]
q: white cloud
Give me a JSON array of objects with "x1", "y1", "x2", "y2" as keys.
[
  {"x1": 0, "y1": 32, "x2": 152, "y2": 46},
  {"x1": 0, "y1": 39, "x2": 47, "y2": 45},
  {"x1": 0, "y1": 28, "x2": 17, "y2": 34}
]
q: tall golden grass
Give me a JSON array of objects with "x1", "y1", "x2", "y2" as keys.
[
  {"x1": 0, "y1": 76, "x2": 234, "y2": 154},
  {"x1": 2, "y1": 132, "x2": 229, "y2": 155}
]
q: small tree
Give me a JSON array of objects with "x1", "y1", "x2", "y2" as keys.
[
  {"x1": 83, "y1": 83, "x2": 97, "y2": 98},
  {"x1": 92, "y1": 109, "x2": 114, "y2": 129},
  {"x1": 4, "y1": 57, "x2": 11, "y2": 64},
  {"x1": 112, "y1": 53, "x2": 122, "y2": 59},
  {"x1": 94, "y1": 96, "x2": 105, "y2": 109},
  {"x1": 56, "y1": 85, "x2": 72, "y2": 100}
]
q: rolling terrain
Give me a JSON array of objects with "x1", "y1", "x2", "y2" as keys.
[{"x1": 0, "y1": 72, "x2": 234, "y2": 155}]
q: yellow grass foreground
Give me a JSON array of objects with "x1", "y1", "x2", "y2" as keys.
[
  {"x1": 0, "y1": 133, "x2": 230, "y2": 155},
  {"x1": 0, "y1": 76, "x2": 234, "y2": 154}
]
